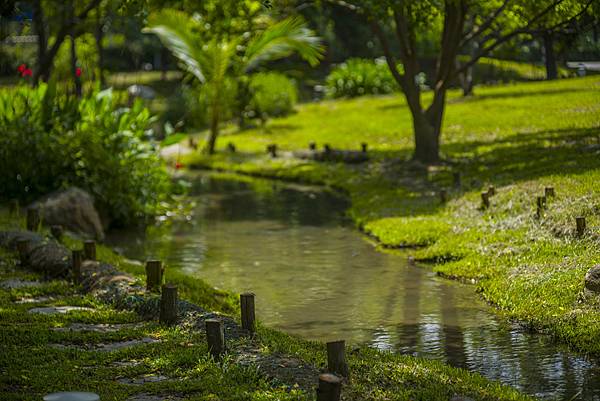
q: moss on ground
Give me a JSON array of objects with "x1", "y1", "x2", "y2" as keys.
[
  {"x1": 179, "y1": 76, "x2": 600, "y2": 356},
  {"x1": 0, "y1": 214, "x2": 529, "y2": 400}
]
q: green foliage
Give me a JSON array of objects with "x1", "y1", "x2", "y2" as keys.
[
  {"x1": 248, "y1": 72, "x2": 298, "y2": 121},
  {"x1": 326, "y1": 58, "x2": 399, "y2": 98},
  {"x1": 0, "y1": 83, "x2": 170, "y2": 224},
  {"x1": 53, "y1": 33, "x2": 99, "y2": 86},
  {"x1": 144, "y1": 8, "x2": 323, "y2": 152}
]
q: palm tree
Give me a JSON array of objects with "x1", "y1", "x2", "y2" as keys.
[{"x1": 144, "y1": 9, "x2": 323, "y2": 154}]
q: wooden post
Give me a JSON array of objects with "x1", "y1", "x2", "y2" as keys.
[
  {"x1": 361, "y1": 143, "x2": 368, "y2": 153},
  {"x1": 16, "y1": 239, "x2": 29, "y2": 266},
  {"x1": 453, "y1": 171, "x2": 461, "y2": 188},
  {"x1": 51, "y1": 225, "x2": 64, "y2": 241},
  {"x1": 83, "y1": 240, "x2": 96, "y2": 261},
  {"x1": 267, "y1": 144, "x2": 277, "y2": 158},
  {"x1": 160, "y1": 284, "x2": 178, "y2": 325},
  {"x1": 309, "y1": 142, "x2": 317, "y2": 151},
  {"x1": 72, "y1": 249, "x2": 82, "y2": 284},
  {"x1": 576, "y1": 217, "x2": 586, "y2": 237},
  {"x1": 316, "y1": 373, "x2": 342, "y2": 401},
  {"x1": 26, "y1": 207, "x2": 40, "y2": 231},
  {"x1": 227, "y1": 142, "x2": 236, "y2": 153},
  {"x1": 481, "y1": 192, "x2": 490, "y2": 209},
  {"x1": 439, "y1": 190, "x2": 448, "y2": 204},
  {"x1": 326, "y1": 340, "x2": 349, "y2": 377},
  {"x1": 205, "y1": 319, "x2": 225, "y2": 359},
  {"x1": 488, "y1": 185, "x2": 496, "y2": 196},
  {"x1": 545, "y1": 187, "x2": 555, "y2": 197},
  {"x1": 240, "y1": 293, "x2": 256, "y2": 334},
  {"x1": 536, "y1": 196, "x2": 546, "y2": 218},
  {"x1": 145, "y1": 260, "x2": 163, "y2": 292},
  {"x1": 9, "y1": 199, "x2": 19, "y2": 216},
  {"x1": 324, "y1": 144, "x2": 332, "y2": 154}
]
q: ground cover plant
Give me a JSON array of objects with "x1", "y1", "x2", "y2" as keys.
[{"x1": 182, "y1": 75, "x2": 600, "y2": 355}]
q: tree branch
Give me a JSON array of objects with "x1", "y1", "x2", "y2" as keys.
[{"x1": 459, "y1": 0, "x2": 510, "y2": 49}]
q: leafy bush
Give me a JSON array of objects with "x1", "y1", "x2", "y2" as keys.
[
  {"x1": 326, "y1": 58, "x2": 400, "y2": 98},
  {"x1": 53, "y1": 33, "x2": 99, "y2": 85},
  {"x1": 0, "y1": 83, "x2": 170, "y2": 225},
  {"x1": 247, "y1": 72, "x2": 297, "y2": 122}
]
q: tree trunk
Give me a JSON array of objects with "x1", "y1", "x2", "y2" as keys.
[
  {"x1": 206, "y1": 109, "x2": 219, "y2": 154},
  {"x1": 95, "y1": 6, "x2": 106, "y2": 88},
  {"x1": 69, "y1": 2, "x2": 82, "y2": 97},
  {"x1": 412, "y1": 113, "x2": 440, "y2": 164},
  {"x1": 32, "y1": 0, "x2": 48, "y2": 84},
  {"x1": 543, "y1": 32, "x2": 558, "y2": 80}
]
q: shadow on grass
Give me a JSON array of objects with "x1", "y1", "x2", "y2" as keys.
[{"x1": 449, "y1": 86, "x2": 599, "y2": 103}]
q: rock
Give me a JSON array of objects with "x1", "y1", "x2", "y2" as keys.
[
  {"x1": 0, "y1": 231, "x2": 45, "y2": 250},
  {"x1": 127, "y1": 85, "x2": 156, "y2": 100},
  {"x1": 30, "y1": 187, "x2": 104, "y2": 240},
  {"x1": 0, "y1": 278, "x2": 43, "y2": 289},
  {"x1": 28, "y1": 241, "x2": 71, "y2": 277},
  {"x1": 584, "y1": 265, "x2": 600, "y2": 293},
  {"x1": 29, "y1": 306, "x2": 94, "y2": 314}
]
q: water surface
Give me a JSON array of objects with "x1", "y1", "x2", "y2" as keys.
[{"x1": 107, "y1": 172, "x2": 600, "y2": 400}]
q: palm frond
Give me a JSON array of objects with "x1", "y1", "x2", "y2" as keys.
[
  {"x1": 143, "y1": 9, "x2": 207, "y2": 83},
  {"x1": 244, "y1": 17, "x2": 324, "y2": 72}
]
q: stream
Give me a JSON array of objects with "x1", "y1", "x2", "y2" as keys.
[{"x1": 107, "y1": 171, "x2": 600, "y2": 400}]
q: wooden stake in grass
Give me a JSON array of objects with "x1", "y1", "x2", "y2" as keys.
[
  {"x1": 240, "y1": 293, "x2": 256, "y2": 334},
  {"x1": 439, "y1": 189, "x2": 448, "y2": 204},
  {"x1": 309, "y1": 142, "x2": 317, "y2": 151},
  {"x1": 206, "y1": 319, "x2": 225, "y2": 360},
  {"x1": 160, "y1": 284, "x2": 178, "y2": 325},
  {"x1": 26, "y1": 207, "x2": 40, "y2": 232},
  {"x1": 267, "y1": 144, "x2": 277, "y2": 158},
  {"x1": 145, "y1": 260, "x2": 163, "y2": 292},
  {"x1": 361, "y1": 143, "x2": 368, "y2": 153},
  {"x1": 324, "y1": 144, "x2": 332, "y2": 154},
  {"x1": 545, "y1": 187, "x2": 555, "y2": 197},
  {"x1": 16, "y1": 239, "x2": 29, "y2": 266},
  {"x1": 9, "y1": 199, "x2": 19, "y2": 216},
  {"x1": 488, "y1": 185, "x2": 496, "y2": 196},
  {"x1": 316, "y1": 373, "x2": 342, "y2": 401},
  {"x1": 83, "y1": 240, "x2": 96, "y2": 261},
  {"x1": 227, "y1": 142, "x2": 236, "y2": 153},
  {"x1": 536, "y1": 196, "x2": 547, "y2": 218},
  {"x1": 576, "y1": 217, "x2": 586, "y2": 237},
  {"x1": 453, "y1": 171, "x2": 461, "y2": 188},
  {"x1": 327, "y1": 340, "x2": 349, "y2": 377},
  {"x1": 481, "y1": 191, "x2": 490, "y2": 209},
  {"x1": 51, "y1": 225, "x2": 64, "y2": 241},
  {"x1": 72, "y1": 249, "x2": 83, "y2": 284}
]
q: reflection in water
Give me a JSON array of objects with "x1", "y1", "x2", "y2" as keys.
[{"x1": 107, "y1": 172, "x2": 600, "y2": 400}]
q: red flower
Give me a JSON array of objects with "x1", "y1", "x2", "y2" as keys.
[
  {"x1": 175, "y1": 161, "x2": 183, "y2": 170},
  {"x1": 75, "y1": 67, "x2": 82, "y2": 77},
  {"x1": 21, "y1": 68, "x2": 32, "y2": 77},
  {"x1": 17, "y1": 64, "x2": 26, "y2": 73}
]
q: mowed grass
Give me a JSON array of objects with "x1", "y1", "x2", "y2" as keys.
[{"x1": 183, "y1": 76, "x2": 600, "y2": 354}]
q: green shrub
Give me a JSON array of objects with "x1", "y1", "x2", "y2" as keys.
[
  {"x1": 248, "y1": 72, "x2": 297, "y2": 122},
  {"x1": 0, "y1": 83, "x2": 170, "y2": 225},
  {"x1": 326, "y1": 58, "x2": 400, "y2": 98}
]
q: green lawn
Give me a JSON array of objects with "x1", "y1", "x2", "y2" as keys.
[{"x1": 183, "y1": 76, "x2": 600, "y2": 354}]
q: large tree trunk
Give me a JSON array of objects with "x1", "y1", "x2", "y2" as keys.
[
  {"x1": 543, "y1": 32, "x2": 558, "y2": 80},
  {"x1": 32, "y1": 0, "x2": 48, "y2": 83},
  {"x1": 412, "y1": 114, "x2": 440, "y2": 164}
]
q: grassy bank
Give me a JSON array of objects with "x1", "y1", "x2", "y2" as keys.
[
  {"x1": 0, "y1": 210, "x2": 529, "y2": 400},
  {"x1": 181, "y1": 76, "x2": 600, "y2": 355}
]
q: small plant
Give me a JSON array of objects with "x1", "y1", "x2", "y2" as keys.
[
  {"x1": 326, "y1": 58, "x2": 400, "y2": 98},
  {"x1": 247, "y1": 72, "x2": 298, "y2": 124}
]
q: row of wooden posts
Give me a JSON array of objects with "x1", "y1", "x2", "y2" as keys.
[
  {"x1": 265, "y1": 142, "x2": 369, "y2": 158},
  {"x1": 438, "y1": 183, "x2": 588, "y2": 237},
  {"x1": 15, "y1": 208, "x2": 347, "y2": 400}
]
